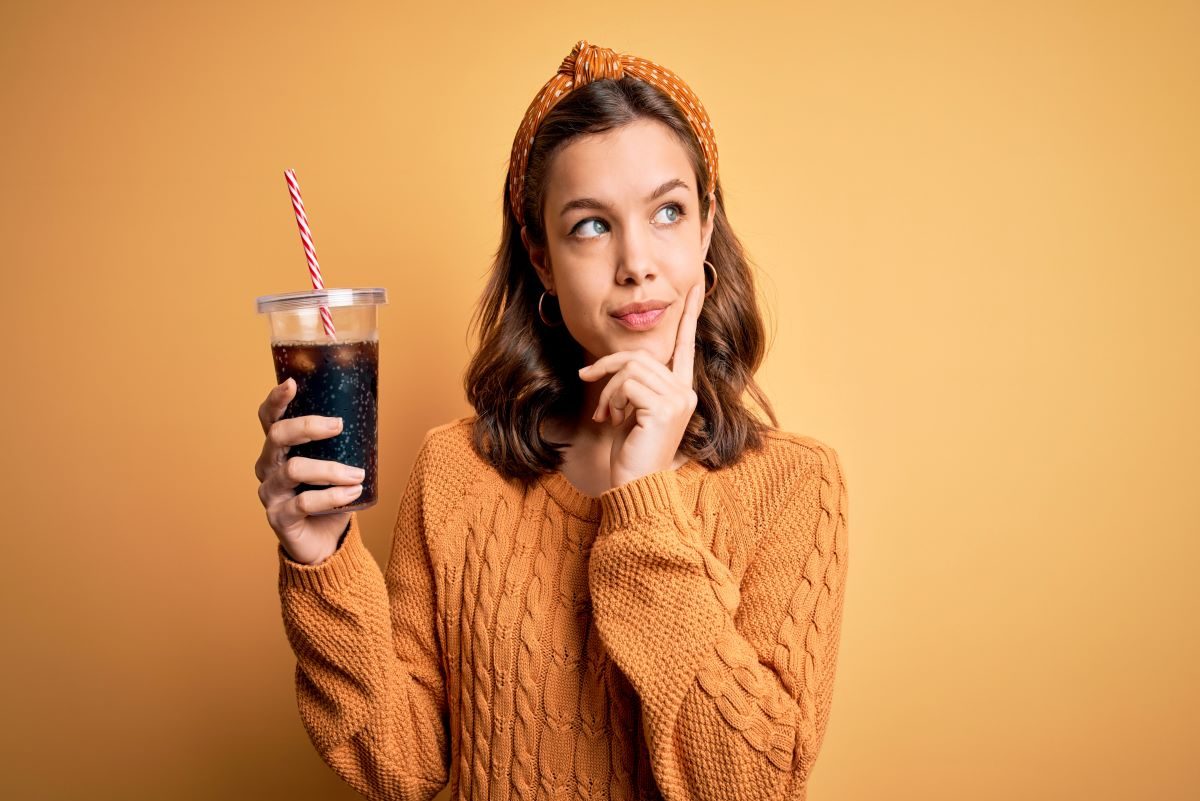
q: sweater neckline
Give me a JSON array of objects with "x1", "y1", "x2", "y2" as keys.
[{"x1": 537, "y1": 458, "x2": 707, "y2": 522}]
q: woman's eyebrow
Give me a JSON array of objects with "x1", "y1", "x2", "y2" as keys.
[{"x1": 559, "y1": 178, "x2": 690, "y2": 217}]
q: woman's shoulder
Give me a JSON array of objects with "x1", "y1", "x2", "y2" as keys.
[
  {"x1": 402, "y1": 414, "x2": 498, "y2": 526},
  {"x1": 720, "y1": 427, "x2": 846, "y2": 531},
  {"x1": 756, "y1": 428, "x2": 844, "y2": 477},
  {"x1": 414, "y1": 414, "x2": 486, "y2": 475},
  {"x1": 422, "y1": 413, "x2": 478, "y2": 444}
]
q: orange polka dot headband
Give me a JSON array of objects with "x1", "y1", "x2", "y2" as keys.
[{"x1": 508, "y1": 39, "x2": 720, "y2": 228}]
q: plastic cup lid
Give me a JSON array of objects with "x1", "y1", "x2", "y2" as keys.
[{"x1": 255, "y1": 287, "x2": 387, "y2": 314}]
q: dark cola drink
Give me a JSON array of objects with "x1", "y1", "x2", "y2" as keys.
[{"x1": 271, "y1": 339, "x2": 379, "y2": 511}]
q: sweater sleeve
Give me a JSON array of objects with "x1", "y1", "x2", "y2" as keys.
[
  {"x1": 276, "y1": 437, "x2": 450, "y2": 801},
  {"x1": 587, "y1": 446, "x2": 848, "y2": 801}
]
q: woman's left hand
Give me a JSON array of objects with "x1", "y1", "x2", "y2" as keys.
[{"x1": 578, "y1": 282, "x2": 704, "y2": 489}]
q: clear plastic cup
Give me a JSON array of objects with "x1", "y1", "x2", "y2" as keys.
[{"x1": 255, "y1": 288, "x2": 387, "y2": 514}]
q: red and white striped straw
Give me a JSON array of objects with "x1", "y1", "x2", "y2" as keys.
[{"x1": 283, "y1": 169, "x2": 336, "y2": 339}]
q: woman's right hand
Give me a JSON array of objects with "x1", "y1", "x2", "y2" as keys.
[{"x1": 255, "y1": 378, "x2": 367, "y2": 565}]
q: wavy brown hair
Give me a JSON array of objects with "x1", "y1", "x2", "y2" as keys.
[{"x1": 463, "y1": 76, "x2": 779, "y2": 484}]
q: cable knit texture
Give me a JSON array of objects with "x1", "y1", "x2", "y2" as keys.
[{"x1": 277, "y1": 415, "x2": 849, "y2": 801}]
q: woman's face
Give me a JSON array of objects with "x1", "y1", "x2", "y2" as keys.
[{"x1": 523, "y1": 118, "x2": 715, "y2": 367}]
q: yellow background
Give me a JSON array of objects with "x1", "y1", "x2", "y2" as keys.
[{"x1": 2, "y1": 1, "x2": 1197, "y2": 799}]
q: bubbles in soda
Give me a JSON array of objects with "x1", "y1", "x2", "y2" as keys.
[{"x1": 271, "y1": 339, "x2": 379, "y2": 512}]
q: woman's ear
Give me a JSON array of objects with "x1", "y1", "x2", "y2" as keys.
[
  {"x1": 520, "y1": 225, "x2": 553, "y2": 290},
  {"x1": 700, "y1": 191, "x2": 716, "y2": 255}
]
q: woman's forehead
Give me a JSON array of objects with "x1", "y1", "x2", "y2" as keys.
[{"x1": 546, "y1": 120, "x2": 694, "y2": 202}]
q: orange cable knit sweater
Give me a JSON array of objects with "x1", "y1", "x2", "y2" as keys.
[{"x1": 277, "y1": 415, "x2": 849, "y2": 801}]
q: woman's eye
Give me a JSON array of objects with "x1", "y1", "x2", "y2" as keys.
[
  {"x1": 654, "y1": 203, "x2": 685, "y2": 225},
  {"x1": 572, "y1": 219, "x2": 609, "y2": 239}
]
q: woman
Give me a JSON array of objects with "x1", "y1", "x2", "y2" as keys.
[{"x1": 254, "y1": 40, "x2": 849, "y2": 801}]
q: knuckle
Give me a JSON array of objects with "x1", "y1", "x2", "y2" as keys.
[
  {"x1": 283, "y1": 456, "x2": 303, "y2": 483},
  {"x1": 267, "y1": 420, "x2": 287, "y2": 447}
]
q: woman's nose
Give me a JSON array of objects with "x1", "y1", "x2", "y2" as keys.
[{"x1": 614, "y1": 224, "x2": 657, "y2": 283}]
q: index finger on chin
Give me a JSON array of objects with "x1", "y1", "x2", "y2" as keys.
[{"x1": 672, "y1": 284, "x2": 701, "y2": 378}]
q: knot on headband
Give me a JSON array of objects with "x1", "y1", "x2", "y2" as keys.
[
  {"x1": 561, "y1": 40, "x2": 625, "y2": 86},
  {"x1": 508, "y1": 39, "x2": 719, "y2": 228}
]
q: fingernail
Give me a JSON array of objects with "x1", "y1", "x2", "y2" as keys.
[
  {"x1": 347, "y1": 466, "x2": 366, "y2": 480},
  {"x1": 347, "y1": 484, "x2": 363, "y2": 495},
  {"x1": 328, "y1": 417, "x2": 342, "y2": 429}
]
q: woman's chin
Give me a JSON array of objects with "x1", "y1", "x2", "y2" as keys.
[{"x1": 608, "y1": 335, "x2": 669, "y2": 363}]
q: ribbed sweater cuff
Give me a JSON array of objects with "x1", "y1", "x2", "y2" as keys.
[
  {"x1": 277, "y1": 513, "x2": 371, "y2": 593},
  {"x1": 600, "y1": 469, "x2": 696, "y2": 535}
]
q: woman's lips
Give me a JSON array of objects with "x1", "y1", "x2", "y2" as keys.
[{"x1": 612, "y1": 307, "x2": 666, "y2": 331}]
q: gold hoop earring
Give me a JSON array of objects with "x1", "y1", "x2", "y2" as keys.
[
  {"x1": 538, "y1": 290, "x2": 564, "y2": 327},
  {"x1": 703, "y1": 260, "x2": 719, "y2": 298}
]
